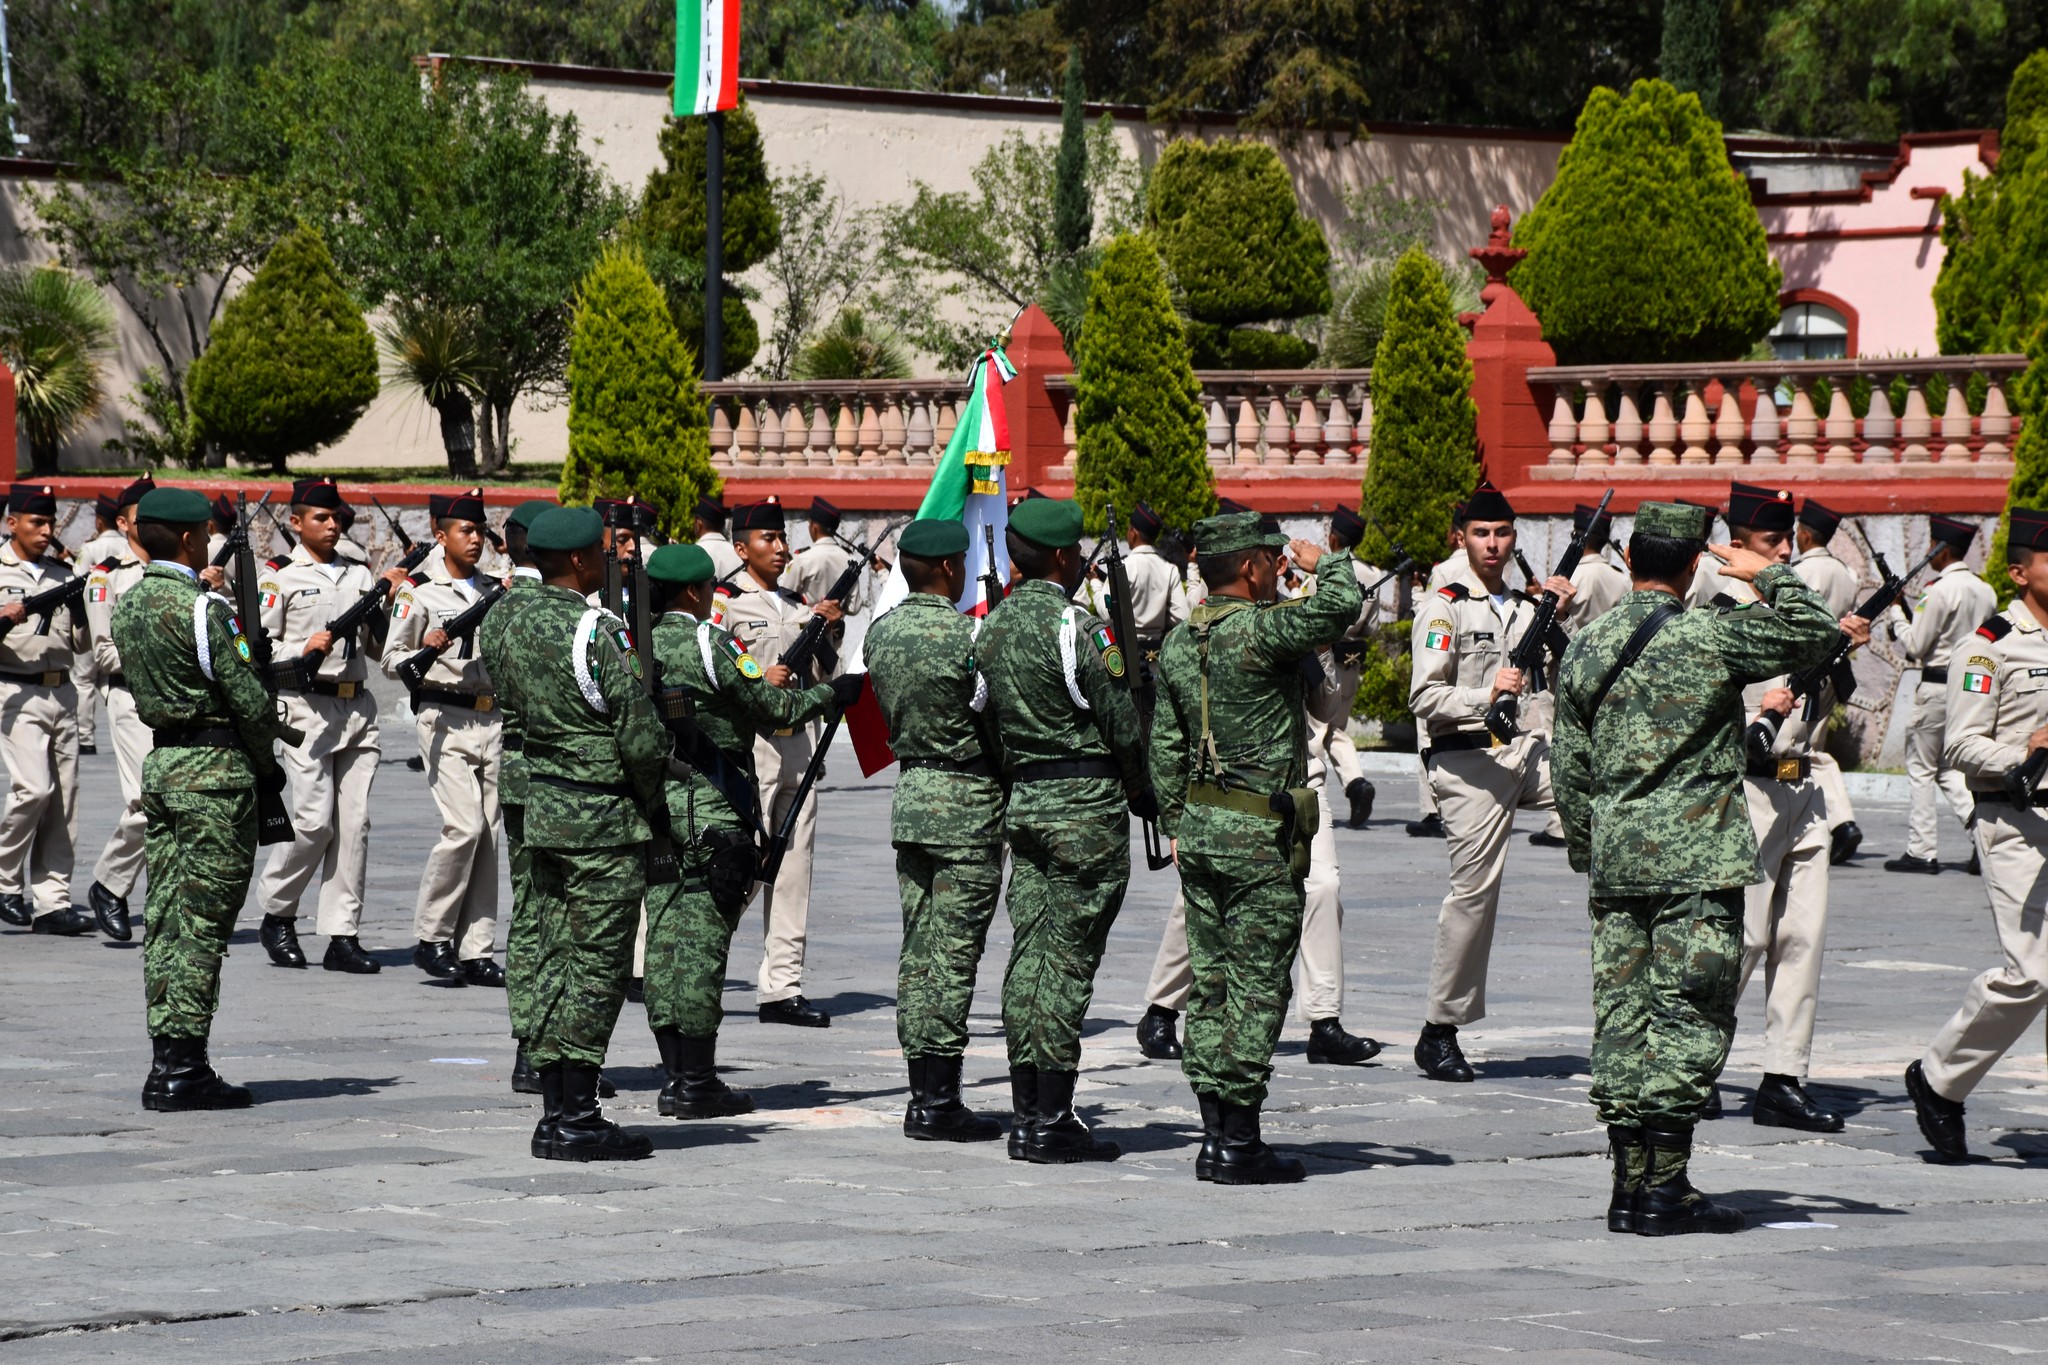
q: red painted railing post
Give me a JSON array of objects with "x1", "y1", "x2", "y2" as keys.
[
  {"x1": 1005, "y1": 304, "x2": 1073, "y2": 494},
  {"x1": 0, "y1": 356, "x2": 17, "y2": 475},
  {"x1": 1466, "y1": 206, "x2": 1555, "y2": 490}
]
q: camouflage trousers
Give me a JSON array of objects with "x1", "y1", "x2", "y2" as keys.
[
  {"x1": 142, "y1": 789, "x2": 257, "y2": 1038},
  {"x1": 896, "y1": 842, "x2": 1004, "y2": 1059},
  {"x1": 1588, "y1": 888, "x2": 1744, "y2": 1128},
  {"x1": 643, "y1": 872, "x2": 745, "y2": 1039},
  {"x1": 521, "y1": 841, "x2": 645, "y2": 1068},
  {"x1": 1178, "y1": 848, "x2": 1306, "y2": 1107},
  {"x1": 501, "y1": 805, "x2": 535, "y2": 1041},
  {"x1": 1001, "y1": 800, "x2": 1129, "y2": 1072}
]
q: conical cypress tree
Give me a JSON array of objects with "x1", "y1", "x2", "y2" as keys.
[
  {"x1": 1659, "y1": 0, "x2": 1721, "y2": 117},
  {"x1": 1072, "y1": 233, "x2": 1215, "y2": 535},
  {"x1": 187, "y1": 225, "x2": 378, "y2": 471},
  {"x1": 559, "y1": 245, "x2": 718, "y2": 540},
  {"x1": 1053, "y1": 50, "x2": 1091, "y2": 258},
  {"x1": 1358, "y1": 249, "x2": 1477, "y2": 570},
  {"x1": 1510, "y1": 79, "x2": 1780, "y2": 364},
  {"x1": 1934, "y1": 51, "x2": 2048, "y2": 355}
]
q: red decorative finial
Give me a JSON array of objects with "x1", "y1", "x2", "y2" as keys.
[{"x1": 1469, "y1": 205, "x2": 1528, "y2": 299}]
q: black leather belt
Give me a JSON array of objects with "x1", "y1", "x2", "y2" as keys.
[
  {"x1": 1426, "y1": 732, "x2": 1505, "y2": 756},
  {"x1": 1010, "y1": 757, "x2": 1120, "y2": 782},
  {"x1": 0, "y1": 669, "x2": 66, "y2": 687},
  {"x1": 153, "y1": 724, "x2": 243, "y2": 749},
  {"x1": 284, "y1": 678, "x2": 365, "y2": 700},
  {"x1": 531, "y1": 773, "x2": 635, "y2": 798},
  {"x1": 414, "y1": 687, "x2": 497, "y2": 713},
  {"x1": 1746, "y1": 755, "x2": 1811, "y2": 781},
  {"x1": 1923, "y1": 667, "x2": 1949, "y2": 685},
  {"x1": 1974, "y1": 790, "x2": 2048, "y2": 810},
  {"x1": 105, "y1": 672, "x2": 127, "y2": 689},
  {"x1": 901, "y1": 754, "x2": 995, "y2": 777}
]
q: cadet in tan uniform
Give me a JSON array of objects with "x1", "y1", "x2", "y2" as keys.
[
  {"x1": 82, "y1": 475, "x2": 159, "y2": 940},
  {"x1": 1564, "y1": 502, "x2": 1629, "y2": 630},
  {"x1": 782, "y1": 498, "x2": 870, "y2": 658},
  {"x1": 72, "y1": 493, "x2": 126, "y2": 755},
  {"x1": 1886, "y1": 515, "x2": 1995, "y2": 874},
  {"x1": 1409, "y1": 483, "x2": 1574, "y2": 1081},
  {"x1": 1408, "y1": 528, "x2": 1475, "y2": 840},
  {"x1": 1305, "y1": 505, "x2": 1388, "y2": 829},
  {"x1": 384, "y1": 488, "x2": 505, "y2": 986},
  {"x1": 1905, "y1": 507, "x2": 2048, "y2": 1162},
  {"x1": 1790, "y1": 498, "x2": 1866, "y2": 865},
  {"x1": 715, "y1": 498, "x2": 843, "y2": 1026},
  {"x1": 254, "y1": 478, "x2": 409, "y2": 974},
  {"x1": 692, "y1": 493, "x2": 743, "y2": 582},
  {"x1": 0, "y1": 484, "x2": 94, "y2": 935},
  {"x1": 1079, "y1": 501, "x2": 1191, "y2": 659}
]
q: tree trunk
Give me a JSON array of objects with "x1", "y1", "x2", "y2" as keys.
[
  {"x1": 434, "y1": 394, "x2": 478, "y2": 478},
  {"x1": 27, "y1": 433, "x2": 57, "y2": 477},
  {"x1": 479, "y1": 395, "x2": 513, "y2": 476}
]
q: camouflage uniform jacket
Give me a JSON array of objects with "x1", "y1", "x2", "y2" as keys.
[
  {"x1": 976, "y1": 578, "x2": 1147, "y2": 820},
  {"x1": 650, "y1": 608, "x2": 834, "y2": 832},
  {"x1": 480, "y1": 581, "x2": 667, "y2": 850},
  {"x1": 1151, "y1": 552, "x2": 1362, "y2": 857},
  {"x1": 111, "y1": 564, "x2": 284, "y2": 792},
  {"x1": 479, "y1": 572, "x2": 537, "y2": 807},
  {"x1": 863, "y1": 592, "x2": 1005, "y2": 846},
  {"x1": 1550, "y1": 564, "x2": 1839, "y2": 896}
]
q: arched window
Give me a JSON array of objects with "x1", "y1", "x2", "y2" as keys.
[{"x1": 1768, "y1": 299, "x2": 1852, "y2": 361}]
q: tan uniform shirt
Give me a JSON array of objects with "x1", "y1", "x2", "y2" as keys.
[
  {"x1": 717, "y1": 572, "x2": 824, "y2": 695},
  {"x1": 257, "y1": 546, "x2": 386, "y2": 687},
  {"x1": 1945, "y1": 603, "x2": 2048, "y2": 790},
  {"x1": 781, "y1": 538, "x2": 869, "y2": 618},
  {"x1": 1894, "y1": 560, "x2": 1997, "y2": 670},
  {"x1": 1409, "y1": 581, "x2": 1552, "y2": 740},
  {"x1": 697, "y1": 531, "x2": 743, "y2": 583},
  {"x1": 1794, "y1": 545, "x2": 1862, "y2": 619},
  {"x1": 84, "y1": 548, "x2": 148, "y2": 677},
  {"x1": 1078, "y1": 543, "x2": 1190, "y2": 641},
  {"x1": 383, "y1": 565, "x2": 496, "y2": 696},
  {"x1": 1566, "y1": 554, "x2": 1629, "y2": 630},
  {"x1": 73, "y1": 530, "x2": 127, "y2": 577},
  {"x1": 0, "y1": 544, "x2": 88, "y2": 678}
]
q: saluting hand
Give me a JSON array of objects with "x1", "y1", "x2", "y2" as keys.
[
  {"x1": 1708, "y1": 542, "x2": 1777, "y2": 582},
  {"x1": 1289, "y1": 539, "x2": 1325, "y2": 574}
]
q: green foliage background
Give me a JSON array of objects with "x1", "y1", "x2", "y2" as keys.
[
  {"x1": 1357, "y1": 250, "x2": 1477, "y2": 571},
  {"x1": 1934, "y1": 52, "x2": 2048, "y2": 356},
  {"x1": 1660, "y1": 0, "x2": 1722, "y2": 116}
]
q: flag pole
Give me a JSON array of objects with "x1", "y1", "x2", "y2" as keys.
[{"x1": 704, "y1": 108, "x2": 724, "y2": 381}]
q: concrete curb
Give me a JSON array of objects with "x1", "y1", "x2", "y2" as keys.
[{"x1": 1352, "y1": 749, "x2": 1910, "y2": 802}]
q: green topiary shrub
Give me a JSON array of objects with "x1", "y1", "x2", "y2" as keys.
[
  {"x1": 1148, "y1": 138, "x2": 1332, "y2": 368},
  {"x1": 1934, "y1": 51, "x2": 2048, "y2": 356},
  {"x1": 559, "y1": 245, "x2": 718, "y2": 540},
  {"x1": 1053, "y1": 48, "x2": 1091, "y2": 259},
  {"x1": 187, "y1": 225, "x2": 378, "y2": 471},
  {"x1": 1072, "y1": 233, "x2": 1215, "y2": 535},
  {"x1": 1509, "y1": 79, "x2": 1781, "y2": 365},
  {"x1": 1358, "y1": 249, "x2": 1478, "y2": 570},
  {"x1": 1986, "y1": 318, "x2": 2048, "y2": 604},
  {"x1": 1350, "y1": 620, "x2": 1415, "y2": 729}
]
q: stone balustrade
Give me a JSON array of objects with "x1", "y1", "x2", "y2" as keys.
[
  {"x1": 1043, "y1": 370, "x2": 1374, "y2": 471},
  {"x1": 702, "y1": 379, "x2": 971, "y2": 470},
  {"x1": 1525, "y1": 357, "x2": 2027, "y2": 477}
]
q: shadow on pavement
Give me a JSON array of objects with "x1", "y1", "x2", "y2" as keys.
[
  {"x1": 641, "y1": 1123, "x2": 765, "y2": 1152},
  {"x1": 1992, "y1": 1131, "x2": 2048, "y2": 1163},
  {"x1": 1724, "y1": 1188, "x2": 1910, "y2": 1219},
  {"x1": 1479, "y1": 1053, "x2": 1590, "y2": 1080},
  {"x1": 247, "y1": 1075, "x2": 403, "y2": 1103},
  {"x1": 1089, "y1": 1119, "x2": 1197, "y2": 1154},
  {"x1": 801, "y1": 991, "x2": 895, "y2": 1019},
  {"x1": 1297, "y1": 1141, "x2": 1454, "y2": 1169}
]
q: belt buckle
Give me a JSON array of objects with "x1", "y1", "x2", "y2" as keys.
[
  {"x1": 773, "y1": 728, "x2": 793, "y2": 737},
  {"x1": 1777, "y1": 758, "x2": 1801, "y2": 782},
  {"x1": 40, "y1": 671, "x2": 60, "y2": 687},
  {"x1": 336, "y1": 682, "x2": 358, "y2": 700},
  {"x1": 1489, "y1": 733, "x2": 1504, "y2": 749},
  {"x1": 475, "y1": 696, "x2": 494, "y2": 713}
]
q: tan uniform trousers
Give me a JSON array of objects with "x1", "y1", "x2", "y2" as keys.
[
  {"x1": 1736, "y1": 774, "x2": 1831, "y2": 1078},
  {"x1": 1921, "y1": 804, "x2": 2048, "y2": 1101},
  {"x1": 1147, "y1": 772, "x2": 1346, "y2": 1021},
  {"x1": 1905, "y1": 680, "x2": 1974, "y2": 860},
  {"x1": 1424, "y1": 733, "x2": 1553, "y2": 1026},
  {"x1": 90, "y1": 683, "x2": 153, "y2": 896},
  {"x1": 1809, "y1": 749, "x2": 1855, "y2": 830},
  {"x1": 72, "y1": 651, "x2": 98, "y2": 747},
  {"x1": 751, "y1": 726, "x2": 818, "y2": 1003},
  {"x1": 257, "y1": 691, "x2": 380, "y2": 937},
  {"x1": 412, "y1": 703, "x2": 502, "y2": 960},
  {"x1": 0, "y1": 679, "x2": 79, "y2": 916},
  {"x1": 1325, "y1": 723, "x2": 1363, "y2": 791}
]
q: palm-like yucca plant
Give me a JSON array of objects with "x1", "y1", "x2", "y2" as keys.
[
  {"x1": 380, "y1": 302, "x2": 487, "y2": 476},
  {"x1": 792, "y1": 308, "x2": 911, "y2": 381},
  {"x1": 0, "y1": 265, "x2": 118, "y2": 474}
]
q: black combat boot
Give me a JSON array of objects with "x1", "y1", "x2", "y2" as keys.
[
  {"x1": 1635, "y1": 1125, "x2": 1744, "y2": 1236},
  {"x1": 1305, "y1": 1017, "x2": 1382, "y2": 1065},
  {"x1": 259, "y1": 913, "x2": 306, "y2": 967},
  {"x1": 904, "y1": 1054, "x2": 1003, "y2": 1141},
  {"x1": 664, "y1": 1033, "x2": 754, "y2": 1120},
  {"x1": 1752, "y1": 1073, "x2": 1844, "y2": 1133},
  {"x1": 1022, "y1": 1070, "x2": 1120, "y2": 1164},
  {"x1": 1904, "y1": 1060, "x2": 1968, "y2": 1161},
  {"x1": 1193, "y1": 1091, "x2": 1223, "y2": 1182},
  {"x1": 1007, "y1": 1065, "x2": 1039, "y2": 1159},
  {"x1": 1135, "y1": 1005, "x2": 1183, "y2": 1060},
  {"x1": 322, "y1": 935, "x2": 381, "y2": 974},
  {"x1": 89, "y1": 881, "x2": 132, "y2": 941},
  {"x1": 1212, "y1": 1101, "x2": 1306, "y2": 1185},
  {"x1": 531, "y1": 1061, "x2": 563, "y2": 1158},
  {"x1": 141, "y1": 1036, "x2": 253, "y2": 1112},
  {"x1": 1345, "y1": 777, "x2": 1375, "y2": 827},
  {"x1": 1414, "y1": 1022, "x2": 1474, "y2": 1082},
  {"x1": 510, "y1": 1041, "x2": 542, "y2": 1095},
  {"x1": 1700, "y1": 1085, "x2": 1723, "y2": 1120},
  {"x1": 543, "y1": 1063, "x2": 653, "y2": 1162},
  {"x1": 1606, "y1": 1124, "x2": 1644, "y2": 1234}
]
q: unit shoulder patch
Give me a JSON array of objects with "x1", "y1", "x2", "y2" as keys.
[
  {"x1": 722, "y1": 634, "x2": 764, "y2": 680},
  {"x1": 1091, "y1": 623, "x2": 1125, "y2": 678}
]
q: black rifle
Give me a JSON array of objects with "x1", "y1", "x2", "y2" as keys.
[
  {"x1": 1513, "y1": 549, "x2": 1541, "y2": 593},
  {"x1": 0, "y1": 574, "x2": 88, "y2": 641},
  {"x1": 601, "y1": 504, "x2": 625, "y2": 616},
  {"x1": 599, "y1": 506, "x2": 678, "y2": 886},
  {"x1": 368, "y1": 495, "x2": 416, "y2": 557},
  {"x1": 1103, "y1": 501, "x2": 1172, "y2": 871},
  {"x1": 1746, "y1": 542, "x2": 1943, "y2": 759},
  {"x1": 395, "y1": 582, "x2": 507, "y2": 692},
  {"x1": 293, "y1": 540, "x2": 433, "y2": 679},
  {"x1": 2006, "y1": 746, "x2": 2048, "y2": 806},
  {"x1": 778, "y1": 521, "x2": 898, "y2": 677},
  {"x1": 980, "y1": 523, "x2": 1004, "y2": 612},
  {"x1": 1484, "y1": 487, "x2": 1613, "y2": 742},
  {"x1": 1848, "y1": 519, "x2": 1912, "y2": 624},
  {"x1": 759, "y1": 710, "x2": 842, "y2": 888},
  {"x1": 210, "y1": 490, "x2": 273, "y2": 570},
  {"x1": 229, "y1": 492, "x2": 299, "y2": 845}
]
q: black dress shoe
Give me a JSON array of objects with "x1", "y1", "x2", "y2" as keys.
[
  {"x1": 1018, "y1": 1070, "x2": 1119, "y2": 1163},
  {"x1": 1194, "y1": 1091, "x2": 1222, "y2": 1181},
  {"x1": 89, "y1": 881, "x2": 132, "y2": 941},
  {"x1": 1345, "y1": 777, "x2": 1375, "y2": 828},
  {"x1": 1752, "y1": 1073, "x2": 1844, "y2": 1133},
  {"x1": 1406, "y1": 813, "x2": 1446, "y2": 838},
  {"x1": 31, "y1": 906, "x2": 94, "y2": 936},
  {"x1": 1305, "y1": 1017, "x2": 1381, "y2": 1065},
  {"x1": 405, "y1": 754, "x2": 425, "y2": 771},
  {"x1": 1212, "y1": 1101, "x2": 1306, "y2": 1185},
  {"x1": 1883, "y1": 853, "x2": 1941, "y2": 874},
  {"x1": 1967, "y1": 849, "x2": 1981, "y2": 876},
  {"x1": 1828, "y1": 821, "x2": 1863, "y2": 866},
  {"x1": 322, "y1": 935, "x2": 382, "y2": 973},
  {"x1": 903, "y1": 1054, "x2": 1003, "y2": 1141},
  {"x1": 259, "y1": 914, "x2": 307, "y2": 967},
  {"x1": 759, "y1": 995, "x2": 830, "y2": 1028},
  {"x1": 1699, "y1": 1085, "x2": 1723, "y2": 1120},
  {"x1": 1414, "y1": 1022, "x2": 1473, "y2": 1082},
  {"x1": 1136, "y1": 1004, "x2": 1183, "y2": 1060},
  {"x1": 1904, "y1": 1060, "x2": 1968, "y2": 1161},
  {"x1": 1528, "y1": 830, "x2": 1569, "y2": 848},
  {"x1": 459, "y1": 956, "x2": 505, "y2": 987},
  {"x1": 539, "y1": 1063, "x2": 652, "y2": 1162},
  {"x1": 0, "y1": 892, "x2": 31, "y2": 927},
  {"x1": 79, "y1": 742, "x2": 97, "y2": 756},
  {"x1": 142, "y1": 1036, "x2": 253, "y2": 1111},
  {"x1": 1635, "y1": 1126, "x2": 1744, "y2": 1235},
  {"x1": 625, "y1": 977, "x2": 644, "y2": 1004},
  {"x1": 413, "y1": 939, "x2": 460, "y2": 979}
]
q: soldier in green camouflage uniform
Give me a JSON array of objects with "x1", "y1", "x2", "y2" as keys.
[
  {"x1": 112, "y1": 488, "x2": 289, "y2": 1112},
  {"x1": 863, "y1": 519, "x2": 1008, "y2": 1143},
  {"x1": 481, "y1": 506, "x2": 669, "y2": 1163},
  {"x1": 977, "y1": 498, "x2": 1150, "y2": 1164},
  {"x1": 640, "y1": 542, "x2": 847, "y2": 1119},
  {"x1": 1552, "y1": 501, "x2": 1838, "y2": 1236},
  {"x1": 1151, "y1": 511, "x2": 1362, "y2": 1184}
]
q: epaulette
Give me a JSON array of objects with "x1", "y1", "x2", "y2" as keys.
[
  {"x1": 1977, "y1": 613, "x2": 2014, "y2": 642},
  {"x1": 712, "y1": 580, "x2": 737, "y2": 599},
  {"x1": 1437, "y1": 583, "x2": 1470, "y2": 602},
  {"x1": 94, "y1": 555, "x2": 121, "y2": 573},
  {"x1": 406, "y1": 571, "x2": 429, "y2": 587},
  {"x1": 266, "y1": 556, "x2": 289, "y2": 571},
  {"x1": 779, "y1": 587, "x2": 806, "y2": 606}
]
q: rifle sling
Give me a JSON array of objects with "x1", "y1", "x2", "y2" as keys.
[
  {"x1": 1585, "y1": 599, "x2": 1683, "y2": 723},
  {"x1": 667, "y1": 714, "x2": 765, "y2": 836}
]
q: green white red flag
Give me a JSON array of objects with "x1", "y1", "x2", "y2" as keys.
[{"x1": 675, "y1": 0, "x2": 741, "y2": 118}]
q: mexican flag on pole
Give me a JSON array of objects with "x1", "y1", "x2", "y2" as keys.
[{"x1": 675, "y1": 0, "x2": 741, "y2": 118}]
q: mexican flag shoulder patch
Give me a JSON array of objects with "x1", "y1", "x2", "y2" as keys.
[
  {"x1": 1423, "y1": 622, "x2": 1453, "y2": 652},
  {"x1": 724, "y1": 635, "x2": 764, "y2": 679},
  {"x1": 1962, "y1": 670, "x2": 1993, "y2": 694},
  {"x1": 1092, "y1": 624, "x2": 1124, "y2": 678}
]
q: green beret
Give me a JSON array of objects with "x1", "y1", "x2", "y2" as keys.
[
  {"x1": 1633, "y1": 501, "x2": 1708, "y2": 540},
  {"x1": 1193, "y1": 510, "x2": 1287, "y2": 556},
  {"x1": 135, "y1": 487, "x2": 214, "y2": 525},
  {"x1": 507, "y1": 499, "x2": 556, "y2": 531},
  {"x1": 647, "y1": 542, "x2": 715, "y2": 585},
  {"x1": 1008, "y1": 497, "x2": 1083, "y2": 549},
  {"x1": 898, "y1": 518, "x2": 968, "y2": 558},
  {"x1": 527, "y1": 505, "x2": 603, "y2": 552}
]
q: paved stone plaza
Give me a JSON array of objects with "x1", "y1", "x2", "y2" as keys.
[{"x1": 5, "y1": 681, "x2": 2047, "y2": 1362}]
